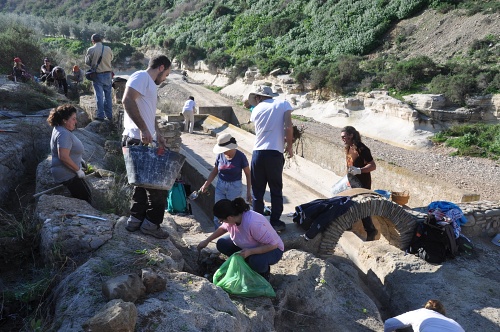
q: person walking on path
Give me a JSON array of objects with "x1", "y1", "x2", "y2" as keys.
[
  {"x1": 197, "y1": 197, "x2": 284, "y2": 280},
  {"x1": 121, "y1": 55, "x2": 172, "y2": 239},
  {"x1": 85, "y1": 33, "x2": 113, "y2": 121},
  {"x1": 47, "y1": 104, "x2": 92, "y2": 204},
  {"x1": 182, "y1": 96, "x2": 196, "y2": 133},
  {"x1": 341, "y1": 126, "x2": 379, "y2": 241},
  {"x1": 384, "y1": 299, "x2": 465, "y2": 332},
  {"x1": 200, "y1": 133, "x2": 252, "y2": 229},
  {"x1": 248, "y1": 85, "x2": 294, "y2": 232}
]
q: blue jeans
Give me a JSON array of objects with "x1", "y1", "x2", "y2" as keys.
[
  {"x1": 92, "y1": 72, "x2": 113, "y2": 120},
  {"x1": 216, "y1": 236, "x2": 283, "y2": 274},
  {"x1": 251, "y1": 150, "x2": 284, "y2": 223},
  {"x1": 213, "y1": 179, "x2": 242, "y2": 229}
]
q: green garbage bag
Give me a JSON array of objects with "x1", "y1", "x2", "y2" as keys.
[{"x1": 213, "y1": 253, "x2": 275, "y2": 297}]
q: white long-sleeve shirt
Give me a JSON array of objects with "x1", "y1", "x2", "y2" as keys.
[{"x1": 384, "y1": 308, "x2": 464, "y2": 332}]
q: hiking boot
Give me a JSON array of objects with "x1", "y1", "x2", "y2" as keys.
[
  {"x1": 271, "y1": 220, "x2": 286, "y2": 232},
  {"x1": 140, "y1": 219, "x2": 169, "y2": 239},
  {"x1": 366, "y1": 229, "x2": 378, "y2": 241},
  {"x1": 125, "y1": 216, "x2": 142, "y2": 232}
]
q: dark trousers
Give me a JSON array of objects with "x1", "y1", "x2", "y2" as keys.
[
  {"x1": 349, "y1": 178, "x2": 377, "y2": 234},
  {"x1": 63, "y1": 176, "x2": 92, "y2": 204},
  {"x1": 216, "y1": 236, "x2": 283, "y2": 274},
  {"x1": 55, "y1": 78, "x2": 68, "y2": 94},
  {"x1": 251, "y1": 150, "x2": 284, "y2": 223},
  {"x1": 123, "y1": 135, "x2": 167, "y2": 225},
  {"x1": 130, "y1": 186, "x2": 168, "y2": 225}
]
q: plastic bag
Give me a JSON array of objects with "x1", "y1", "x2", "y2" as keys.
[
  {"x1": 213, "y1": 253, "x2": 275, "y2": 297},
  {"x1": 330, "y1": 174, "x2": 363, "y2": 196}
]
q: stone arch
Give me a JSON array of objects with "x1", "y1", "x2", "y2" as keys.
[{"x1": 317, "y1": 189, "x2": 424, "y2": 257}]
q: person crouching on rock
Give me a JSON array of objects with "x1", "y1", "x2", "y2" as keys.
[
  {"x1": 47, "y1": 104, "x2": 91, "y2": 203},
  {"x1": 197, "y1": 197, "x2": 284, "y2": 281}
]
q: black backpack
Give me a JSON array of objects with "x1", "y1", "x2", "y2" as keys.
[{"x1": 409, "y1": 214, "x2": 458, "y2": 264}]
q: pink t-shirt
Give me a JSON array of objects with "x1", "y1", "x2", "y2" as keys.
[{"x1": 220, "y1": 210, "x2": 284, "y2": 251}]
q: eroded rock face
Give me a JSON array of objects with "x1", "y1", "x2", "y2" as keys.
[{"x1": 271, "y1": 250, "x2": 384, "y2": 331}]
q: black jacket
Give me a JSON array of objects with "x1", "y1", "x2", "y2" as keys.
[{"x1": 293, "y1": 196, "x2": 353, "y2": 239}]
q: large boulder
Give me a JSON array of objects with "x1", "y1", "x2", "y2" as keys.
[{"x1": 36, "y1": 195, "x2": 115, "y2": 264}]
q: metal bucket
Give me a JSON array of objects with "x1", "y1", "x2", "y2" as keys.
[{"x1": 123, "y1": 145, "x2": 186, "y2": 190}]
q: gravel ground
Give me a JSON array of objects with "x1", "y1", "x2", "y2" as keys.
[{"x1": 295, "y1": 119, "x2": 500, "y2": 202}]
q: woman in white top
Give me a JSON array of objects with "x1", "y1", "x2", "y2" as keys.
[{"x1": 384, "y1": 299, "x2": 465, "y2": 332}]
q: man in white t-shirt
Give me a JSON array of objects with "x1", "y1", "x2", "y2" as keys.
[
  {"x1": 182, "y1": 96, "x2": 196, "y2": 133},
  {"x1": 248, "y1": 86, "x2": 294, "y2": 232},
  {"x1": 121, "y1": 55, "x2": 171, "y2": 239}
]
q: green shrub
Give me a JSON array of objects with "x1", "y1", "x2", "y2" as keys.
[
  {"x1": 382, "y1": 70, "x2": 414, "y2": 91},
  {"x1": 432, "y1": 124, "x2": 500, "y2": 159},
  {"x1": 429, "y1": 74, "x2": 477, "y2": 105}
]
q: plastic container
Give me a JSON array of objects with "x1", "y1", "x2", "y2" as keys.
[
  {"x1": 330, "y1": 174, "x2": 363, "y2": 196},
  {"x1": 392, "y1": 190, "x2": 410, "y2": 205},
  {"x1": 123, "y1": 145, "x2": 186, "y2": 190},
  {"x1": 374, "y1": 189, "x2": 391, "y2": 199}
]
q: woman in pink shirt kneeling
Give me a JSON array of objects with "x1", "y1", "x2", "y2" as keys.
[{"x1": 197, "y1": 197, "x2": 284, "y2": 280}]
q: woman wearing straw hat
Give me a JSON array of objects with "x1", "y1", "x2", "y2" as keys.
[{"x1": 200, "y1": 133, "x2": 252, "y2": 229}]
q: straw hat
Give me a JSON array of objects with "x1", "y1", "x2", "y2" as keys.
[
  {"x1": 247, "y1": 85, "x2": 278, "y2": 106},
  {"x1": 213, "y1": 133, "x2": 238, "y2": 153}
]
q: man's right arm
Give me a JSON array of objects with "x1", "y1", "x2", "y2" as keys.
[{"x1": 122, "y1": 86, "x2": 152, "y2": 144}]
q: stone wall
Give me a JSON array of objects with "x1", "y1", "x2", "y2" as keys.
[
  {"x1": 459, "y1": 201, "x2": 500, "y2": 237},
  {"x1": 297, "y1": 130, "x2": 475, "y2": 207},
  {"x1": 157, "y1": 120, "x2": 182, "y2": 152}
]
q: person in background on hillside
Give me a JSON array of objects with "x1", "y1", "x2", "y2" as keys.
[
  {"x1": 197, "y1": 197, "x2": 284, "y2": 281},
  {"x1": 384, "y1": 299, "x2": 465, "y2": 332},
  {"x1": 200, "y1": 133, "x2": 252, "y2": 229},
  {"x1": 248, "y1": 85, "x2": 294, "y2": 232},
  {"x1": 181, "y1": 96, "x2": 197, "y2": 133},
  {"x1": 85, "y1": 33, "x2": 113, "y2": 121},
  {"x1": 341, "y1": 126, "x2": 379, "y2": 241},
  {"x1": 8, "y1": 57, "x2": 31, "y2": 83},
  {"x1": 47, "y1": 104, "x2": 91, "y2": 204},
  {"x1": 40, "y1": 57, "x2": 54, "y2": 84},
  {"x1": 121, "y1": 55, "x2": 172, "y2": 239},
  {"x1": 67, "y1": 65, "x2": 83, "y2": 87},
  {"x1": 51, "y1": 66, "x2": 68, "y2": 96}
]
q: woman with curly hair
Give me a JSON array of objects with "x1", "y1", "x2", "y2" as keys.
[{"x1": 47, "y1": 104, "x2": 91, "y2": 203}]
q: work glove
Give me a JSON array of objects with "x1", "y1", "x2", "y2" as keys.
[
  {"x1": 348, "y1": 166, "x2": 362, "y2": 175},
  {"x1": 81, "y1": 159, "x2": 88, "y2": 171},
  {"x1": 76, "y1": 169, "x2": 86, "y2": 179}
]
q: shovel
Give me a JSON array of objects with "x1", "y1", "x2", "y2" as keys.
[
  {"x1": 33, "y1": 172, "x2": 97, "y2": 198},
  {"x1": 0, "y1": 111, "x2": 48, "y2": 119}
]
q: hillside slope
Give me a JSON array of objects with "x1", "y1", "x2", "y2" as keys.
[{"x1": 378, "y1": 8, "x2": 500, "y2": 63}]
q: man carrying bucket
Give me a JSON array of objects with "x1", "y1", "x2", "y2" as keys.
[{"x1": 121, "y1": 55, "x2": 172, "y2": 239}]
